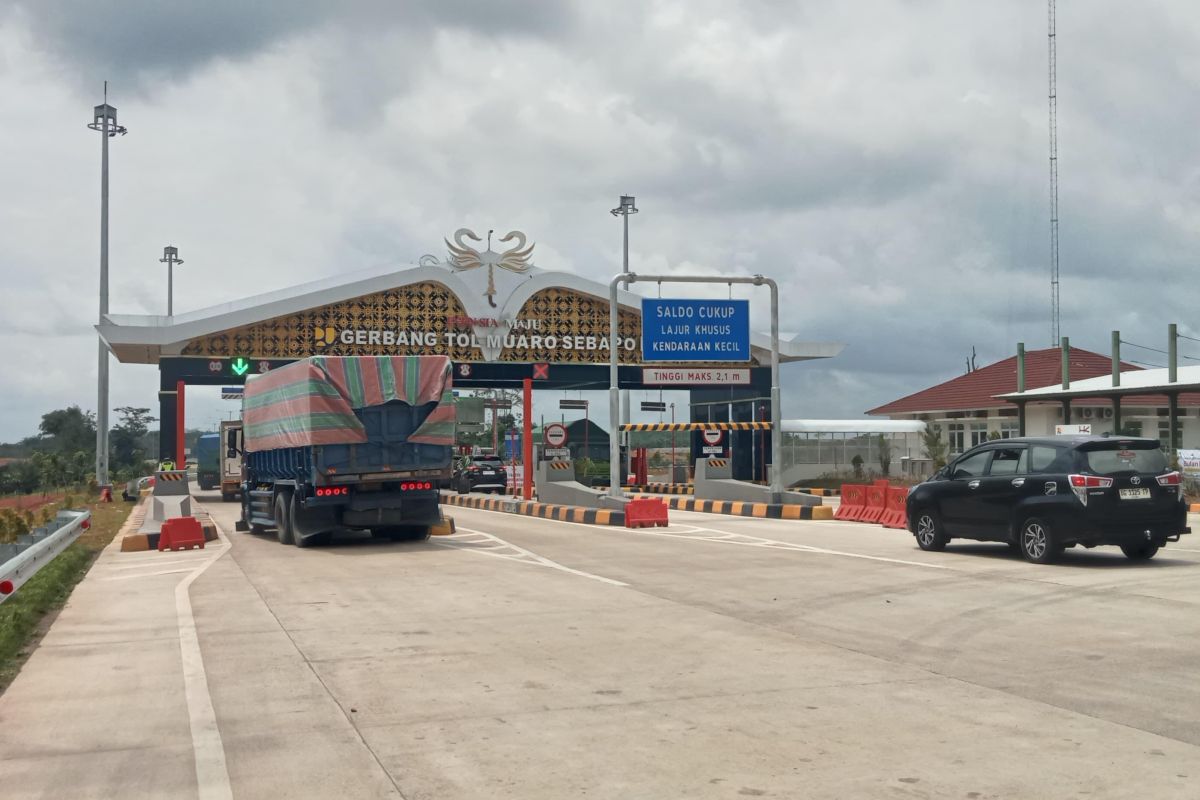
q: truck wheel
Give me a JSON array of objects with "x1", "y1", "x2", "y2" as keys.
[
  {"x1": 913, "y1": 509, "x2": 947, "y2": 552},
  {"x1": 1018, "y1": 517, "x2": 1061, "y2": 564},
  {"x1": 457, "y1": 477, "x2": 469, "y2": 495},
  {"x1": 274, "y1": 492, "x2": 294, "y2": 545},
  {"x1": 1120, "y1": 541, "x2": 1159, "y2": 561},
  {"x1": 221, "y1": 492, "x2": 235, "y2": 502}
]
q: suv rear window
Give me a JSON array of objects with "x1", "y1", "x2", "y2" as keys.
[{"x1": 1084, "y1": 445, "x2": 1167, "y2": 475}]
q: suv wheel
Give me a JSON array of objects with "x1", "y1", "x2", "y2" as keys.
[
  {"x1": 1120, "y1": 541, "x2": 1160, "y2": 561},
  {"x1": 914, "y1": 509, "x2": 948, "y2": 551},
  {"x1": 1019, "y1": 517, "x2": 1060, "y2": 564}
]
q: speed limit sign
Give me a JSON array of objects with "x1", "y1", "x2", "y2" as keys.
[
  {"x1": 544, "y1": 423, "x2": 568, "y2": 448},
  {"x1": 701, "y1": 429, "x2": 724, "y2": 446}
]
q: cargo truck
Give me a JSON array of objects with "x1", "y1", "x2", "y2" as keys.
[
  {"x1": 195, "y1": 432, "x2": 220, "y2": 491},
  {"x1": 219, "y1": 420, "x2": 244, "y2": 501},
  {"x1": 236, "y1": 355, "x2": 455, "y2": 546}
]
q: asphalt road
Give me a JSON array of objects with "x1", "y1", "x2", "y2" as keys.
[{"x1": 5, "y1": 492, "x2": 1200, "y2": 798}]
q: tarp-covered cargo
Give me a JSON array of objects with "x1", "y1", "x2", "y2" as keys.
[{"x1": 243, "y1": 356, "x2": 454, "y2": 452}]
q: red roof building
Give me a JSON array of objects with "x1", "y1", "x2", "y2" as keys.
[{"x1": 868, "y1": 346, "x2": 1199, "y2": 455}]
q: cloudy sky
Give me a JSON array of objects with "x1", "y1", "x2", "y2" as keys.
[{"x1": 2, "y1": 0, "x2": 1198, "y2": 441}]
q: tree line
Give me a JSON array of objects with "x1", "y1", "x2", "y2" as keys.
[{"x1": 0, "y1": 406, "x2": 155, "y2": 494}]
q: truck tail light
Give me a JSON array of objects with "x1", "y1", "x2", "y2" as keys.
[
  {"x1": 401, "y1": 482, "x2": 433, "y2": 491},
  {"x1": 316, "y1": 487, "x2": 349, "y2": 497},
  {"x1": 1156, "y1": 471, "x2": 1181, "y2": 486},
  {"x1": 1068, "y1": 474, "x2": 1112, "y2": 506}
]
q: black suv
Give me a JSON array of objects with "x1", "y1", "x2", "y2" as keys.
[
  {"x1": 453, "y1": 454, "x2": 508, "y2": 494},
  {"x1": 907, "y1": 436, "x2": 1189, "y2": 563}
]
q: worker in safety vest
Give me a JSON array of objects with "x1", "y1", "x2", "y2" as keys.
[{"x1": 159, "y1": 460, "x2": 175, "y2": 471}]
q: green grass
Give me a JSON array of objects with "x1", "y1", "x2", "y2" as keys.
[
  {"x1": 0, "y1": 544, "x2": 92, "y2": 690},
  {"x1": 0, "y1": 498, "x2": 131, "y2": 692}
]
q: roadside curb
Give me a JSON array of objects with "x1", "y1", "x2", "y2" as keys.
[
  {"x1": 633, "y1": 494, "x2": 835, "y2": 521},
  {"x1": 439, "y1": 491, "x2": 625, "y2": 525},
  {"x1": 119, "y1": 505, "x2": 219, "y2": 552}
]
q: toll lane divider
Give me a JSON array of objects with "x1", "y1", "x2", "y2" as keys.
[
  {"x1": 1190, "y1": 503, "x2": 1200, "y2": 513},
  {"x1": 593, "y1": 483, "x2": 694, "y2": 495},
  {"x1": 632, "y1": 494, "x2": 834, "y2": 521},
  {"x1": 439, "y1": 491, "x2": 625, "y2": 526},
  {"x1": 120, "y1": 505, "x2": 219, "y2": 552},
  {"x1": 792, "y1": 487, "x2": 840, "y2": 497},
  {"x1": 859, "y1": 482, "x2": 888, "y2": 524}
]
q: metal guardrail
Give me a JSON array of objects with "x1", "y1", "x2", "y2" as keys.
[{"x1": 0, "y1": 509, "x2": 92, "y2": 604}]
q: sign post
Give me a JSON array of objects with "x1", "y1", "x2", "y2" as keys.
[
  {"x1": 609, "y1": 273, "x2": 781, "y2": 502},
  {"x1": 522, "y1": 378, "x2": 533, "y2": 500}
]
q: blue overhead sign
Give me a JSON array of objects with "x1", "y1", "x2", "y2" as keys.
[{"x1": 641, "y1": 298, "x2": 750, "y2": 362}]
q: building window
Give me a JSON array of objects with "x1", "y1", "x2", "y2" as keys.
[
  {"x1": 969, "y1": 423, "x2": 989, "y2": 447},
  {"x1": 948, "y1": 423, "x2": 965, "y2": 454},
  {"x1": 999, "y1": 422, "x2": 1019, "y2": 439}
]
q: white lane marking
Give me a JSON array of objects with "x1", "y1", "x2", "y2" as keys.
[
  {"x1": 103, "y1": 567, "x2": 197, "y2": 581},
  {"x1": 446, "y1": 505, "x2": 950, "y2": 570},
  {"x1": 435, "y1": 526, "x2": 628, "y2": 587},
  {"x1": 620, "y1": 524, "x2": 953, "y2": 570},
  {"x1": 175, "y1": 532, "x2": 234, "y2": 800}
]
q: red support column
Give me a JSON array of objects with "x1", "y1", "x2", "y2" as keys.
[
  {"x1": 522, "y1": 378, "x2": 533, "y2": 500},
  {"x1": 175, "y1": 380, "x2": 186, "y2": 467}
]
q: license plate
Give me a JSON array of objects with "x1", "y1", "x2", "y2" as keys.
[
  {"x1": 481, "y1": 471, "x2": 496, "y2": 476},
  {"x1": 1119, "y1": 487, "x2": 1151, "y2": 500}
]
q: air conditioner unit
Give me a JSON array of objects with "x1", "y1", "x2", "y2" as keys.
[
  {"x1": 1082, "y1": 408, "x2": 1094, "y2": 419},
  {"x1": 1102, "y1": 407, "x2": 1114, "y2": 419}
]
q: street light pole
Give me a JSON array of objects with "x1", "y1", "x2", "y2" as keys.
[
  {"x1": 88, "y1": 87, "x2": 127, "y2": 489},
  {"x1": 610, "y1": 196, "x2": 638, "y2": 479},
  {"x1": 160, "y1": 246, "x2": 184, "y2": 316}
]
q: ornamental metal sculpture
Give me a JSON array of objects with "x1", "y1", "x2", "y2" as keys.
[{"x1": 445, "y1": 228, "x2": 535, "y2": 307}]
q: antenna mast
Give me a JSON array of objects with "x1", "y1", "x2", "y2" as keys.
[{"x1": 1048, "y1": 0, "x2": 1061, "y2": 345}]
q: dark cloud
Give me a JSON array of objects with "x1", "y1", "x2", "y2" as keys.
[{"x1": 8, "y1": 0, "x2": 576, "y2": 86}]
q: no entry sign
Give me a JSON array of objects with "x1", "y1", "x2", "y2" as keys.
[
  {"x1": 544, "y1": 423, "x2": 568, "y2": 448},
  {"x1": 701, "y1": 429, "x2": 724, "y2": 446}
]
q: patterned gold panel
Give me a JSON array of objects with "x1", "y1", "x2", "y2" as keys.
[
  {"x1": 179, "y1": 281, "x2": 759, "y2": 366},
  {"x1": 180, "y1": 282, "x2": 483, "y2": 360},
  {"x1": 501, "y1": 287, "x2": 643, "y2": 364}
]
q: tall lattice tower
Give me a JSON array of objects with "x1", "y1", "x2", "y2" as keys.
[{"x1": 1048, "y1": 0, "x2": 1061, "y2": 344}]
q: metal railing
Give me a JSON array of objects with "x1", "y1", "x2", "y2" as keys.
[{"x1": 0, "y1": 509, "x2": 92, "y2": 604}]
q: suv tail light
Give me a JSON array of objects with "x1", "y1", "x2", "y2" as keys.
[
  {"x1": 1068, "y1": 474, "x2": 1113, "y2": 506},
  {"x1": 1069, "y1": 475, "x2": 1114, "y2": 489},
  {"x1": 1156, "y1": 471, "x2": 1182, "y2": 486}
]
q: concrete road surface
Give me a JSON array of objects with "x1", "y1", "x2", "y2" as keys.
[{"x1": 2, "y1": 492, "x2": 1200, "y2": 799}]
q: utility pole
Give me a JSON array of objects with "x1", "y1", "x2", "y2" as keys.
[
  {"x1": 1048, "y1": 0, "x2": 1061, "y2": 345},
  {"x1": 610, "y1": 195, "x2": 638, "y2": 476},
  {"x1": 88, "y1": 85, "x2": 127, "y2": 489},
  {"x1": 160, "y1": 246, "x2": 184, "y2": 316}
]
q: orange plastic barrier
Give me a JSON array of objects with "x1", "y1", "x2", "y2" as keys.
[
  {"x1": 625, "y1": 497, "x2": 669, "y2": 528},
  {"x1": 158, "y1": 516, "x2": 206, "y2": 551},
  {"x1": 859, "y1": 483, "x2": 888, "y2": 524},
  {"x1": 880, "y1": 486, "x2": 909, "y2": 529},
  {"x1": 835, "y1": 484, "x2": 866, "y2": 521}
]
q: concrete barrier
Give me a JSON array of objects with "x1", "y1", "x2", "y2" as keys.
[
  {"x1": 694, "y1": 458, "x2": 821, "y2": 507},
  {"x1": 535, "y1": 459, "x2": 629, "y2": 511},
  {"x1": 138, "y1": 469, "x2": 193, "y2": 535}
]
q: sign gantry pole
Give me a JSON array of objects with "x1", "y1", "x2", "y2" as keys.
[{"x1": 608, "y1": 273, "x2": 782, "y2": 502}]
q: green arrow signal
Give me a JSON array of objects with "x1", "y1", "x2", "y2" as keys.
[{"x1": 230, "y1": 357, "x2": 250, "y2": 376}]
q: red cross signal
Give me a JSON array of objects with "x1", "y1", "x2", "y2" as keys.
[{"x1": 532, "y1": 363, "x2": 550, "y2": 380}]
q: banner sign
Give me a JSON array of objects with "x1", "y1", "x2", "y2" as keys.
[
  {"x1": 641, "y1": 299, "x2": 750, "y2": 363},
  {"x1": 1179, "y1": 449, "x2": 1200, "y2": 475},
  {"x1": 641, "y1": 367, "x2": 751, "y2": 385}
]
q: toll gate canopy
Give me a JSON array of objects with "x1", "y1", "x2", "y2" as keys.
[{"x1": 98, "y1": 228, "x2": 843, "y2": 478}]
